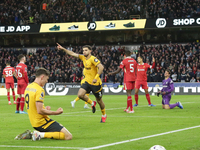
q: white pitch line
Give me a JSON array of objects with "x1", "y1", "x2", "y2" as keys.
[
  {"x1": 0, "y1": 145, "x2": 84, "y2": 149},
  {"x1": 84, "y1": 125, "x2": 200, "y2": 150}
]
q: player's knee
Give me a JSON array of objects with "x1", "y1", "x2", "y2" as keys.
[
  {"x1": 65, "y1": 133, "x2": 72, "y2": 140},
  {"x1": 163, "y1": 105, "x2": 170, "y2": 109},
  {"x1": 77, "y1": 93, "x2": 84, "y2": 99}
]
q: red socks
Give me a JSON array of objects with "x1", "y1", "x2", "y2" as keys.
[
  {"x1": 127, "y1": 96, "x2": 133, "y2": 111},
  {"x1": 146, "y1": 94, "x2": 151, "y2": 105},
  {"x1": 16, "y1": 98, "x2": 21, "y2": 111},
  {"x1": 12, "y1": 91, "x2": 15, "y2": 101},
  {"x1": 7, "y1": 92, "x2": 10, "y2": 102},
  {"x1": 20, "y1": 97, "x2": 25, "y2": 111},
  {"x1": 135, "y1": 94, "x2": 138, "y2": 105}
]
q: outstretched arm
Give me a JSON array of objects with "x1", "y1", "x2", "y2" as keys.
[
  {"x1": 108, "y1": 67, "x2": 122, "y2": 76},
  {"x1": 57, "y1": 43, "x2": 79, "y2": 58}
]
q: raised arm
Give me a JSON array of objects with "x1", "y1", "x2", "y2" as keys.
[{"x1": 57, "y1": 43, "x2": 79, "y2": 58}]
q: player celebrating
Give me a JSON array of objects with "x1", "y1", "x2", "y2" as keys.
[
  {"x1": 15, "y1": 54, "x2": 29, "y2": 114},
  {"x1": 57, "y1": 43, "x2": 107, "y2": 123},
  {"x1": 25, "y1": 68, "x2": 72, "y2": 141},
  {"x1": 109, "y1": 50, "x2": 137, "y2": 113},
  {"x1": 3, "y1": 62, "x2": 17, "y2": 105},
  {"x1": 157, "y1": 69, "x2": 183, "y2": 109},
  {"x1": 133, "y1": 56, "x2": 156, "y2": 107}
]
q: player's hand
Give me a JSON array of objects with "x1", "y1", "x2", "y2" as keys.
[
  {"x1": 153, "y1": 57, "x2": 155, "y2": 62},
  {"x1": 161, "y1": 92, "x2": 166, "y2": 95},
  {"x1": 56, "y1": 107, "x2": 63, "y2": 114},
  {"x1": 56, "y1": 43, "x2": 64, "y2": 50},
  {"x1": 46, "y1": 106, "x2": 51, "y2": 110},
  {"x1": 92, "y1": 79, "x2": 97, "y2": 84},
  {"x1": 108, "y1": 72, "x2": 113, "y2": 76}
]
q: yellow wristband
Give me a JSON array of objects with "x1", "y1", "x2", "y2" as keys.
[{"x1": 94, "y1": 74, "x2": 99, "y2": 80}]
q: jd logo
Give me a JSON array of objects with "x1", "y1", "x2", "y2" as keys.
[
  {"x1": 45, "y1": 83, "x2": 69, "y2": 95},
  {"x1": 156, "y1": 18, "x2": 166, "y2": 28},
  {"x1": 87, "y1": 22, "x2": 96, "y2": 30}
]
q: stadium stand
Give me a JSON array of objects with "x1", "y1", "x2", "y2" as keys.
[{"x1": 0, "y1": 42, "x2": 200, "y2": 83}]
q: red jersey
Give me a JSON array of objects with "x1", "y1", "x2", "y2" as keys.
[
  {"x1": 3, "y1": 66, "x2": 15, "y2": 83},
  {"x1": 120, "y1": 57, "x2": 137, "y2": 82},
  {"x1": 136, "y1": 62, "x2": 155, "y2": 81},
  {"x1": 16, "y1": 63, "x2": 29, "y2": 85}
]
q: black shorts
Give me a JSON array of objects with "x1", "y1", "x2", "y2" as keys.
[
  {"x1": 81, "y1": 81, "x2": 103, "y2": 99},
  {"x1": 34, "y1": 119, "x2": 63, "y2": 132}
]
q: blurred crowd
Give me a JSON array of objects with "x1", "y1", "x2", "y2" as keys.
[
  {"x1": 147, "y1": 0, "x2": 200, "y2": 18},
  {"x1": 0, "y1": 41, "x2": 200, "y2": 83},
  {"x1": 1, "y1": 0, "x2": 200, "y2": 26},
  {"x1": 0, "y1": 0, "x2": 143, "y2": 25}
]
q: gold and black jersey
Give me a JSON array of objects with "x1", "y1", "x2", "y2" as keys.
[
  {"x1": 24, "y1": 82, "x2": 51, "y2": 127},
  {"x1": 79, "y1": 55, "x2": 102, "y2": 85}
]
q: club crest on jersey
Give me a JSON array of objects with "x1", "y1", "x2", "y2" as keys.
[
  {"x1": 94, "y1": 58, "x2": 98, "y2": 62},
  {"x1": 143, "y1": 66, "x2": 145, "y2": 68}
]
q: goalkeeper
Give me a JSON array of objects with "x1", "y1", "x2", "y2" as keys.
[{"x1": 157, "y1": 69, "x2": 183, "y2": 109}]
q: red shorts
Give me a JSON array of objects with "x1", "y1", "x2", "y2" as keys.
[
  {"x1": 17, "y1": 84, "x2": 27, "y2": 94},
  {"x1": 135, "y1": 81, "x2": 148, "y2": 89},
  {"x1": 5, "y1": 83, "x2": 14, "y2": 89},
  {"x1": 123, "y1": 81, "x2": 135, "y2": 90}
]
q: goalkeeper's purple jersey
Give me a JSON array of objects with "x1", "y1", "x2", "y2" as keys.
[{"x1": 161, "y1": 78, "x2": 174, "y2": 95}]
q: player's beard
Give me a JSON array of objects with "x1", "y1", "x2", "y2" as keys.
[{"x1": 84, "y1": 54, "x2": 89, "y2": 57}]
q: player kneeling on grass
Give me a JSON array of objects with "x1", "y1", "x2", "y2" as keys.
[
  {"x1": 15, "y1": 68, "x2": 72, "y2": 141},
  {"x1": 157, "y1": 69, "x2": 183, "y2": 109}
]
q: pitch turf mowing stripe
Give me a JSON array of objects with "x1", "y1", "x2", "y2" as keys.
[
  {"x1": 84, "y1": 125, "x2": 200, "y2": 150},
  {"x1": 0, "y1": 145, "x2": 84, "y2": 149}
]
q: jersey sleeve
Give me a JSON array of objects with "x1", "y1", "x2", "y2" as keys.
[
  {"x1": 24, "y1": 65, "x2": 29, "y2": 84},
  {"x1": 167, "y1": 80, "x2": 174, "y2": 93},
  {"x1": 12, "y1": 67, "x2": 15, "y2": 74},
  {"x1": 91, "y1": 57, "x2": 100, "y2": 66},
  {"x1": 36, "y1": 89, "x2": 45, "y2": 102},
  {"x1": 119, "y1": 60, "x2": 125, "y2": 69},
  {"x1": 78, "y1": 55, "x2": 84, "y2": 61}
]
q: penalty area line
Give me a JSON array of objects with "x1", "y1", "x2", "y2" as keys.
[
  {"x1": 0, "y1": 145, "x2": 84, "y2": 149},
  {"x1": 84, "y1": 125, "x2": 200, "y2": 150}
]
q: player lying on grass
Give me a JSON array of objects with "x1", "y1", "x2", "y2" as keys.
[
  {"x1": 15, "y1": 68, "x2": 72, "y2": 141},
  {"x1": 157, "y1": 69, "x2": 183, "y2": 109}
]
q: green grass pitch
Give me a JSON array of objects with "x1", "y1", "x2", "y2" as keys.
[{"x1": 0, "y1": 95, "x2": 200, "y2": 150}]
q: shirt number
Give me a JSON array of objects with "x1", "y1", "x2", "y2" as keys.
[
  {"x1": 25, "y1": 93, "x2": 30, "y2": 109},
  {"x1": 5, "y1": 70, "x2": 13, "y2": 77},
  {"x1": 130, "y1": 64, "x2": 134, "y2": 72},
  {"x1": 17, "y1": 69, "x2": 23, "y2": 77}
]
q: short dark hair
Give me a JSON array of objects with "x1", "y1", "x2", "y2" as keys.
[
  {"x1": 18, "y1": 54, "x2": 25, "y2": 61},
  {"x1": 125, "y1": 50, "x2": 131, "y2": 56},
  {"x1": 138, "y1": 55, "x2": 143, "y2": 60},
  {"x1": 6, "y1": 61, "x2": 10, "y2": 65},
  {"x1": 36, "y1": 68, "x2": 50, "y2": 77},
  {"x1": 83, "y1": 45, "x2": 92, "y2": 50},
  {"x1": 166, "y1": 69, "x2": 171, "y2": 75}
]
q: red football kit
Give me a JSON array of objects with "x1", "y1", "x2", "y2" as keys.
[
  {"x1": 135, "y1": 62, "x2": 155, "y2": 89},
  {"x1": 3, "y1": 66, "x2": 15, "y2": 89},
  {"x1": 16, "y1": 63, "x2": 29, "y2": 94},
  {"x1": 120, "y1": 57, "x2": 137, "y2": 90}
]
